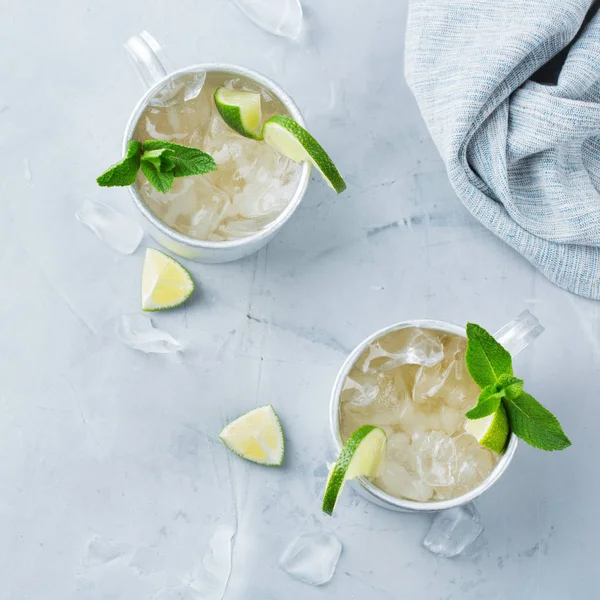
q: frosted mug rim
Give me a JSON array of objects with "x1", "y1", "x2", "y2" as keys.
[
  {"x1": 329, "y1": 319, "x2": 518, "y2": 513},
  {"x1": 123, "y1": 64, "x2": 311, "y2": 250}
]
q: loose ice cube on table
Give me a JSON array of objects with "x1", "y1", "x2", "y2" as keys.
[
  {"x1": 280, "y1": 530, "x2": 342, "y2": 586},
  {"x1": 423, "y1": 504, "x2": 483, "y2": 558},
  {"x1": 76, "y1": 199, "x2": 144, "y2": 254},
  {"x1": 233, "y1": 0, "x2": 303, "y2": 40},
  {"x1": 117, "y1": 314, "x2": 180, "y2": 354}
]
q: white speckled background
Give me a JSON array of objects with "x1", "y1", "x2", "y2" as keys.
[{"x1": 0, "y1": 1, "x2": 597, "y2": 598}]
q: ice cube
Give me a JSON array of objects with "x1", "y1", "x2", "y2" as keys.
[
  {"x1": 339, "y1": 372, "x2": 400, "y2": 439},
  {"x1": 452, "y1": 434, "x2": 496, "y2": 493},
  {"x1": 117, "y1": 314, "x2": 181, "y2": 354},
  {"x1": 360, "y1": 328, "x2": 444, "y2": 373},
  {"x1": 341, "y1": 373, "x2": 381, "y2": 407},
  {"x1": 374, "y1": 461, "x2": 433, "y2": 502},
  {"x1": 280, "y1": 530, "x2": 342, "y2": 586},
  {"x1": 76, "y1": 199, "x2": 144, "y2": 254},
  {"x1": 415, "y1": 431, "x2": 457, "y2": 487},
  {"x1": 423, "y1": 504, "x2": 483, "y2": 558},
  {"x1": 230, "y1": 154, "x2": 300, "y2": 220},
  {"x1": 141, "y1": 176, "x2": 230, "y2": 240},
  {"x1": 191, "y1": 523, "x2": 235, "y2": 599},
  {"x1": 83, "y1": 535, "x2": 129, "y2": 567},
  {"x1": 216, "y1": 217, "x2": 272, "y2": 239},
  {"x1": 233, "y1": 0, "x2": 303, "y2": 40},
  {"x1": 413, "y1": 338, "x2": 479, "y2": 411}
]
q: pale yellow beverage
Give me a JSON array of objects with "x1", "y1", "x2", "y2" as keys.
[
  {"x1": 339, "y1": 327, "x2": 499, "y2": 502},
  {"x1": 133, "y1": 72, "x2": 302, "y2": 241}
]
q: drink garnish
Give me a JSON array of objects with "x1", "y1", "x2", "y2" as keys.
[
  {"x1": 141, "y1": 248, "x2": 194, "y2": 311},
  {"x1": 322, "y1": 425, "x2": 387, "y2": 516},
  {"x1": 212, "y1": 89, "x2": 347, "y2": 193},
  {"x1": 263, "y1": 115, "x2": 347, "y2": 194},
  {"x1": 464, "y1": 403, "x2": 510, "y2": 454},
  {"x1": 219, "y1": 405, "x2": 285, "y2": 466},
  {"x1": 465, "y1": 323, "x2": 571, "y2": 452},
  {"x1": 214, "y1": 88, "x2": 263, "y2": 139},
  {"x1": 97, "y1": 139, "x2": 216, "y2": 193}
]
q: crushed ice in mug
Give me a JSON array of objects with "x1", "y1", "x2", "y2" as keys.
[
  {"x1": 339, "y1": 327, "x2": 499, "y2": 502},
  {"x1": 132, "y1": 72, "x2": 302, "y2": 243}
]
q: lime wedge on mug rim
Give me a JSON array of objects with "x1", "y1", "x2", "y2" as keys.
[
  {"x1": 263, "y1": 115, "x2": 347, "y2": 193},
  {"x1": 322, "y1": 425, "x2": 387, "y2": 516}
]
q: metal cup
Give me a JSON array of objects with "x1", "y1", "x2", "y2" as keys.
[
  {"x1": 329, "y1": 311, "x2": 544, "y2": 512},
  {"x1": 122, "y1": 32, "x2": 311, "y2": 263}
]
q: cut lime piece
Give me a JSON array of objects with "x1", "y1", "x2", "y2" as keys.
[
  {"x1": 214, "y1": 88, "x2": 263, "y2": 139},
  {"x1": 322, "y1": 425, "x2": 387, "y2": 516},
  {"x1": 141, "y1": 248, "x2": 194, "y2": 311},
  {"x1": 465, "y1": 403, "x2": 510, "y2": 454},
  {"x1": 263, "y1": 115, "x2": 346, "y2": 193},
  {"x1": 219, "y1": 405, "x2": 284, "y2": 466}
]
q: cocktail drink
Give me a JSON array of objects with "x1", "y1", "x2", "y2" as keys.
[
  {"x1": 132, "y1": 72, "x2": 303, "y2": 242},
  {"x1": 113, "y1": 33, "x2": 335, "y2": 262},
  {"x1": 338, "y1": 326, "x2": 497, "y2": 502}
]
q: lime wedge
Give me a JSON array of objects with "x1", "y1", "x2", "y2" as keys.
[
  {"x1": 219, "y1": 405, "x2": 284, "y2": 466},
  {"x1": 262, "y1": 115, "x2": 347, "y2": 194},
  {"x1": 214, "y1": 88, "x2": 263, "y2": 139},
  {"x1": 322, "y1": 425, "x2": 387, "y2": 516},
  {"x1": 141, "y1": 248, "x2": 194, "y2": 311},
  {"x1": 465, "y1": 403, "x2": 510, "y2": 454}
]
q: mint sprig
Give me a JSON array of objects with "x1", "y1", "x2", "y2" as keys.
[
  {"x1": 465, "y1": 323, "x2": 571, "y2": 451},
  {"x1": 97, "y1": 140, "x2": 142, "y2": 187},
  {"x1": 97, "y1": 140, "x2": 216, "y2": 193}
]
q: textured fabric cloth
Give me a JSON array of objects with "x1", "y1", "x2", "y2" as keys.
[{"x1": 405, "y1": 0, "x2": 600, "y2": 298}]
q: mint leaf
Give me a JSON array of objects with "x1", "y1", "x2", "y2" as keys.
[
  {"x1": 466, "y1": 384, "x2": 504, "y2": 419},
  {"x1": 141, "y1": 148, "x2": 176, "y2": 173},
  {"x1": 498, "y1": 374, "x2": 524, "y2": 400},
  {"x1": 465, "y1": 323, "x2": 513, "y2": 388},
  {"x1": 141, "y1": 160, "x2": 174, "y2": 193},
  {"x1": 504, "y1": 392, "x2": 571, "y2": 451},
  {"x1": 466, "y1": 375, "x2": 523, "y2": 419},
  {"x1": 143, "y1": 139, "x2": 216, "y2": 177},
  {"x1": 97, "y1": 140, "x2": 142, "y2": 187}
]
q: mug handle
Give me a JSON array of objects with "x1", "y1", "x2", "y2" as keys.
[
  {"x1": 124, "y1": 31, "x2": 171, "y2": 89},
  {"x1": 493, "y1": 310, "x2": 545, "y2": 357}
]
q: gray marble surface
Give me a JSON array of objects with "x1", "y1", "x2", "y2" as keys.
[{"x1": 1, "y1": 1, "x2": 597, "y2": 598}]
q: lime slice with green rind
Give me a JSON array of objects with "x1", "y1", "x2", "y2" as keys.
[
  {"x1": 322, "y1": 425, "x2": 387, "y2": 516},
  {"x1": 214, "y1": 88, "x2": 263, "y2": 140},
  {"x1": 219, "y1": 405, "x2": 284, "y2": 466},
  {"x1": 141, "y1": 248, "x2": 194, "y2": 311},
  {"x1": 465, "y1": 403, "x2": 510, "y2": 454},
  {"x1": 263, "y1": 115, "x2": 347, "y2": 194}
]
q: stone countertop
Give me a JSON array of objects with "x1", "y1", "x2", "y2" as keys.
[{"x1": 0, "y1": 1, "x2": 597, "y2": 598}]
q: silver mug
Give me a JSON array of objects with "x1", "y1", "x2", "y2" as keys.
[
  {"x1": 123, "y1": 32, "x2": 311, "y2": 263},
  {"x1": 329, "y1": 310, "x2": 544, "y2": 512}
]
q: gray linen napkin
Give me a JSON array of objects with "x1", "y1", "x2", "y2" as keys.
[{"x1": 406, "y1": 0, "x2": 600, "y2": 298}]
